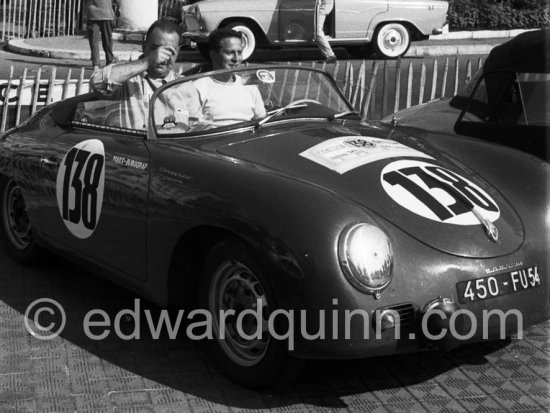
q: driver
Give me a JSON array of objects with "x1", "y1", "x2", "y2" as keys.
[{"x1": 189, "y1": 29, "x2": 266, "y2": 127}]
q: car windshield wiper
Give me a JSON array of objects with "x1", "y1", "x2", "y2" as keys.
[
  {"x1": 255, "y1": 103, "x2": 308, "y2": 129},
  {"x1": 329, "y1": 111, "x2": 360, "y2": 121}
]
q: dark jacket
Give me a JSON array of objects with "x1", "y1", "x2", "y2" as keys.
[{"x1": 87, "y1": 0, "x2": 115, "y2": 21}]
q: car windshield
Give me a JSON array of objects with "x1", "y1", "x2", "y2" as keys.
[
  {"x1": 463, "y1": 71, "x2": 550, "y2": 126},
  {"x1": 152, "y1": 66, "x2": 353, "y2": 137}
]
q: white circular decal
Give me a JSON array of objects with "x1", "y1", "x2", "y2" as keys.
[
  {"x1": 56, "y1": 140, "x2": 105, "y2": 239},
  {"x1": 256, "y1": 69, "x2": 275, "y2": 84},
  {"x1": 381, "y1": 160, "x2": 500, "y2": 225}
]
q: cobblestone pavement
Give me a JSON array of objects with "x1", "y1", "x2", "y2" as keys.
[{"x1": 0, "y1": 249, "x2": 548, "y2": 412}]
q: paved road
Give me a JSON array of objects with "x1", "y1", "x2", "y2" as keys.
[{"x1": 0, "y1": 243, "x2": 549, "y2": 412}]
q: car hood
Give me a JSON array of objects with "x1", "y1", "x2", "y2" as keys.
[{"x1": 215, "y1": 122, "x2": 524, "y2": 258}]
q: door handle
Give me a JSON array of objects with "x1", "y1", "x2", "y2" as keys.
[{"x1": 40, "y1": 157, "x2": 60, "y2": 167}]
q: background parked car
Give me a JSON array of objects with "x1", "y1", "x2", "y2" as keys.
[
  {"x1": 181, "y1": 0, "x2": 449, "y2": 59},
  {"x1": 383, "y1": 29, "x2": 550, "y2": 161}
]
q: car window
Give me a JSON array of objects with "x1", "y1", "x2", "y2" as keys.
[
  {"x1": 462, "y1": 71, "x2": 550, "y2": 127},
  {"x1": 516, "y1": 73, "x2": 550, "y2": 126},
  {"x1": 153, "y1": 66, "x2": 352, "y2": 138}
]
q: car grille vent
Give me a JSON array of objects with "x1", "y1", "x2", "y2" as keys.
[{"x1": 378, "y1": 303, "x2": 417, "y2": 327}]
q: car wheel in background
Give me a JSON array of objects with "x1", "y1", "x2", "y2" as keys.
[
  {"x1": 200, "y1": 240, "x2": 304, "y2": 389},
  {"x1": 224, "y1": 22, "x2": 257, "y2": 60},
  {"x1": 0, "y1": 177, "x2": 41, "y2": 264},
  {"x1": 373, "y1": 23, "x2": 411, "y2": 59}
]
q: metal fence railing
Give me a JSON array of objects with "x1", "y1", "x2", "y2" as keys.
[
  {"x1": 0, "y1": 56, "x2": 484, "y2": 133},
  {"x1": 1, "y1": 0, "x2": 84, "y2": 41},
  {"x1": 1, "y1": 0, "x2": 191, "y2": 41}
]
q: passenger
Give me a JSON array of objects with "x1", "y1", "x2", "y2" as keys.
[
  {"x1": 90, "y1": 20, "x2": 183, "y2": 129},
  {"x1": 189, "y1": 28, "x2": 266, "y2": 127}
]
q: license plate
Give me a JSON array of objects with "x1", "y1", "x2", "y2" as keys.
[{"x1": 457, "y1": 266, "x2": 541, "y2": 303}]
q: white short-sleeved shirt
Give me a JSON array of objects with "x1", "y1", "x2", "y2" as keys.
[{"x1": 192, "y1": 75, "x2": 266, "y2": 127}]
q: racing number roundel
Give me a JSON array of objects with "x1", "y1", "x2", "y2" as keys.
[
  {"x1": 56, "y1": 140, "x2": 105, "y2": 239},
  {"x1": 381, "y1": 160, "x2": 500, "y2": 225}
]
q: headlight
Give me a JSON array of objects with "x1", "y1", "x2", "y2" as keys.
[{"x1": 338, "y1": 223, "x2": 394, "y2": 296}]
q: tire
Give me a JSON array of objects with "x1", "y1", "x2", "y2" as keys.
[
  {"x1": 224, "y1": 22, "x2": 257, "y2": 60},
  {"x1": 373, "y1": 23, "x2": 411, "y2": 59},
  {"x1": 0, "y1": 177, "x2": 41, "y2": 264},
  {"x1": 199, "y1": 240, "x2": 304, "y2": 389}
]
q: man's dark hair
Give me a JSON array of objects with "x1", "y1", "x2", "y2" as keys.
[
  {"x1": 145, "y1": 19, "x2": 182, "y2": 42},
  {"x1": 208, "y1": 28, "x2": 242, "y2": 52}
]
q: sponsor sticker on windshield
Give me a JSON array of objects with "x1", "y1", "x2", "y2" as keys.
[
  {"x1": 299, "y1": 136, "x2": 433, "y2": 174},
  {"x1": 256, "y1": 70, "x2": 275, "y2": 84}
]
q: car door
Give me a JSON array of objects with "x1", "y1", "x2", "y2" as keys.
[
  {"x1": 336, "y1": 0, "x2": 389, "y2": 39},
  {"x1": 278, "y1": 0, "x2": 316, "y2": 42},
  {"x1": 38, "y1": 98, "x2": 150, "y2": 280}
]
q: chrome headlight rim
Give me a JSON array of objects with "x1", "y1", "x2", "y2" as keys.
[{"x1": 338, "y1": 222, "x2": 394, "y2": 295}]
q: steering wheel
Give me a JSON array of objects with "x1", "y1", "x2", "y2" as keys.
[
  {"x1": 287, "y1": 98, "x2": 322, "y2": 106},
  {"x1": 266, "y1": 98, "x2": 323, "y2": 115}
]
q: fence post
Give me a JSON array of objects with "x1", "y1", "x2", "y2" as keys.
[
  {"x1": 465, "y1": 59, "x2": 472, "y2": 84},
  {"x1": 453, "y1": 56, "x2": 460, "y2": 95},
  {"x1": 62, "y1": 68, "x2": 71, "y2": 100},
  {"x1": 351, "y1": 60, "x2": 365, "y2": 109},
  {"x1": 2, "y1": 0, "x2": 6, "y2": 41},
  {"x1": 361, "y1": 61, "x2": 378, "y2": 121},
  {"x1": 1, "y1": 67, "x2": 14, "y2": 133},
  {"x1": 381, "y1": 60, "x2": 388, "y2": 118},
  {"x1": 15, "y1": 67, "x2": 28, "y2": 125},
  {"x1": 18, "y1": 0, "x2": 23, "y2": 38},
  {"x1": 76, "y1": 67, "x2": 85, "y2": 96},
  {"x1": 30, "y1": 67, "x2": 41, "y2": 115},
  {"x1": 441, "y1": 57, "x2": 449, "y2": 98},
  {"x1": 406, "y1": 62, "x2": 413, "y2": 108},
  {"x1": 46, "y1": 67, "x2": 57, "y2": 105},
  {"x1": 393, "y1": 57, "x2": 402, "y2": 113},
  {"x1": 418, "y1": 62, "x2": 426, "y2": 105},
  {"x1": 430, "y1": 59, "x2": 438, "y2": 101}
]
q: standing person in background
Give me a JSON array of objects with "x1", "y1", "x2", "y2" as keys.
[
  {"x1": 87, "y1": 0, "x2": 118, "y2": 69},
  {"x1": 315, "y1": 0, "x2": 336, "y2": 63}
]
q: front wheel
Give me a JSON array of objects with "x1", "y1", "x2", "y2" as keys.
[
  {"x1": 224, "y1": 22, "x2": 257, "y2": 60},
  {"x1": 199, "y1": 240, "x2": 304, "y2": 389},
  {"x1": 373, "y1": 23, "x2": 411, "y2": 59},
  {"x1": 0, "y1": 177, "x2": 41, "y2": 264}
]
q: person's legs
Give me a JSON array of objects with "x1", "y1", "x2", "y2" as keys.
[
  {"x1": 99, "y1": 20, "x2": 116, "y2": 65},
  {"x1": 88, "y1": 20, "x2": 101, "y2": 67},
  {"x1": 315, "y1": 11, "x2": 335, "y2": 60}
]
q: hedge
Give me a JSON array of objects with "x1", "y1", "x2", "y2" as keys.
[{"x1": 448, "y1": 0, "x2": 549, "y2": 30}]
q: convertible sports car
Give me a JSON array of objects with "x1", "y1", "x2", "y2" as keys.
[
  {"x1": 383, "y1": 29, "x2": 550, "y2": 161},
  {"x1": 0, "y1": 65, "x2": 548, "y2": 389}
]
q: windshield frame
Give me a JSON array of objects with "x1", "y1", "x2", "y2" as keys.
[{"x1": 148, "y1": 64, "x2": 354, "y2": 140}]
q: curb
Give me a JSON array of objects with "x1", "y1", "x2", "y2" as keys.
[
  {"x1": 7, "y1": 39, "x2": 142, "y2": 61},
  {"x1": 405, "y1": 44, "x2": 495, "y2": 57},
  {"x1": 430, "y1": 28, "x2": 534, "y2": 40},
  {"x1": 7, "y1": 28, "x2": 535, "y2": 61}
]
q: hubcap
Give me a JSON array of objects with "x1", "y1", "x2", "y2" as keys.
[
  {"x1": 209, "y1": 260, "x2": 270, "y2": 367},
  {"x1": 2, "y1": 182, "x2": 32, "y2": 250},
  {"x1": 378, "y1": 25, "x2": 409, "y2": 57}
]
